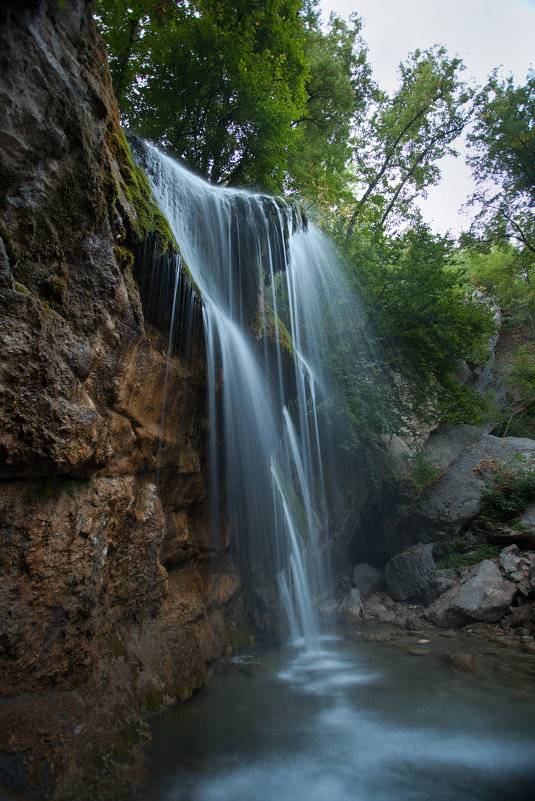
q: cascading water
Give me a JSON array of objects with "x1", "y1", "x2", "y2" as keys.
[
  {"x1": 130, "y1": 145, "x2": 535, "y2": 801},
  {"x1": 133, "y1": 141, "x2": 373, "y2": 645}
]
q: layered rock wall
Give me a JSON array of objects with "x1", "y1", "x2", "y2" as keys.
[{"x1": 0, "y1": 2, "x2": 243, "y2": 796}]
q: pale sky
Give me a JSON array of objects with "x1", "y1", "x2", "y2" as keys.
[{"x1": 319, "y1": 0, "x2": 535, "y2": 236}]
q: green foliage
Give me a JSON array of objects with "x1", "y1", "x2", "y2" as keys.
[
  {"x1": 402, "y1": 448, "x2": 441, "y2": 492},
  {"x1": 465, "y1": 72, "x2": 535, "y2": 286},
  {"x1": 480, "y1": 455, "x2": 535, "y2": 523},
  {"x1": 97, "y1": 0, "x2": 309, "y2": 191},
  {"x1": 499, "y1": 348, "x2": 535, "y2": 437},
  {"x1": 339, "y1": 223, "x2": 496, "y2": 429},
  {"x1": 347, "y1": 46, "x2": 473, "y2": 237},
  {"x1": 459, "y1": 244, "x2": 535, "y2": 326},
  {"x1": 286, "y1": 12, "x2": 373, "y2": 209},
  {"x1": 436, "y1": 542, "x2": 500, "y2": 572}
]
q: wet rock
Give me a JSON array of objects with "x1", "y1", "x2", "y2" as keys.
[
  {"x1": 506, "y1": 605, "x2": 535, "y2": 628},
  {"x1": 425, "y1": 560, "x2": 516, "y2": 627},
  {"x1": 438, "y1": 651, "x2": 475, "y2": 671},
  {"x1": 345, "y1": 631, "x2": 394, "y2": 643},
  {"x1": 318, "y1": 597, "x2": 340, "y2": 622},
  {"x1": 438, "y1": 630, "x2": 458, "y2": 639},
  {"x1": 340, "y1": 588, "x2": 362, "y2": 624},
  {"x1": 385, "y1": 543, "x2": 437, "y2": 603},
  {"x1": 0, "y1": 238, "x2": 11, "y2": 287},
  {"x1": 361, "y1": 599, "x2": 397, "y2": 624},
  {"x1": 482, "y1": 521, "x2": 535, "y2": 550},
  {"x1": 352, "y1": 563, "x2": 383, "y2": 594}
]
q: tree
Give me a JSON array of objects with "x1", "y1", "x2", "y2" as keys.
[
  {"x1": 285, "y1": 11, "x2": 373, "y2": 210},
  {"x1": 459, "y1": 244, "x2": 535, "y2": 326},
  {"x1": 464, "y1": 71, "x2": 535, "y2": 285},
  {"x1": 346, "y1": 46, "x2": 473, "y2": 238},
  {"x1": 96, "y1": 0, "x2": 309, "y2": 191},
  {"x1": 341, "y1": 224, "x2": 496, "y2": 428}
]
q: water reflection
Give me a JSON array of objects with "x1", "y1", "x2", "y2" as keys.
[{"x1": 147, "y1": 634, "x2": 535, "y2": 801}]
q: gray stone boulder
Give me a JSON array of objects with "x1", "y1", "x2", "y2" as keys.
[
  {"x1": 499, "y1": 544, "x2": 523, "y2": 574},
  {"x1": 384, "y1": 543, "x2": 436, "y2": 603},
  {"x1": 361, "y1": 593, "x2": 397, "y2": 624},
  {"x1": 317, "y1": 596, "x2": 340, "y2": 622},
  {"x1": 425, "y1": 560, "x2": 517, "y2": 626},
  {"x1": 386, "y1": 436, "x2": 535, "y2": 556},
  {"x1": 352, "y1": 562, "x2": 383, "y2": 594},
  {"x1": 340, "y1": 588, "x2": 362, "y2": 624},
  {"x1": 433, "y1": 568, "x2": 457, "y2": 595}
]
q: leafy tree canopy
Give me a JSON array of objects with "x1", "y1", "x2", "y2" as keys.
[
  {"x1": 464, "y1": 72, "x2": 535, "y2": 279},
  {"x1": 339, "y1": 224, "x2": 496, "y2": 428},
  {"x1": 346, "y1": 46, "x2": 473, "y2": 238},
  {"x1": 97, "y1": 0, "x2": 311, "y2": 190}
]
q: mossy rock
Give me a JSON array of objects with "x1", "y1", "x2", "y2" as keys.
[{"x1": 106, "y1": 126, "x2": 176, "y2": 254}]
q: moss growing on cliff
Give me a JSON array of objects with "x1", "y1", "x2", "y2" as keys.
[
  {"x1": 254, "y1": 299, "x2": 294, "y2": 358},
  {"x1": 34, "y1": 476, "x2": 86, "y2": 501},
  {"x1": 106, "y1": 126, "x2": 176, "y2": 253}
]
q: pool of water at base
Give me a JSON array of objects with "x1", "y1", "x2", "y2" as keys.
[{"x1": 145, "y1": 630, "x2": 535, "y2": 801}]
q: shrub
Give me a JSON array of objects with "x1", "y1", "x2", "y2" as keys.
[{"x1": 479, "y1": 455, "x2": 535, "y2": 523}]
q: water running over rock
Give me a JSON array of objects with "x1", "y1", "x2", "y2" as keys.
[{"x1": 133, "y1": 142, "x2": 374, "y2": 644}]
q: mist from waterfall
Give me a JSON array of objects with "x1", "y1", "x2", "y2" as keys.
[{"x1": 134, "y1": 142, "x2": 374, "y2": 644}]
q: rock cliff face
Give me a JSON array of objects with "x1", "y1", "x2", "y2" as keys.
[{"x1": 0, "y1": 2, "x2": 244, "y2": 796}]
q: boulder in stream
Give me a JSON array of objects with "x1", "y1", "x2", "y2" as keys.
[
  {"x1": 384, "y1": 543, "x2": 437, "y2": 603},
  {"x1": 340, "y1": 588, "x2": 363, "y2": 624},
  {"x1": 425, "y1": 560, "x2": 516, "y2": 626}
]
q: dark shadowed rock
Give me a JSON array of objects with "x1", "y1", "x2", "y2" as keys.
[
  {"x1": 385, "y1": 543, "x2": 437, "y2": 603},
  {"x1": 352, "y1": 562, "x2": 383, "y2": 593}
]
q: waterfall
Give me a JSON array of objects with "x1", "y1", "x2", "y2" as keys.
[{"x1": 133, "y1": 142, "x2": 373, "y2": 645}]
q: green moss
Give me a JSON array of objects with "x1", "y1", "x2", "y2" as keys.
[
  {"x1": 110, "y1": 636, "x2": 127, "y2": 659},
  {"x1": 14, "y1": 282, "x2": 29, "y2": 295},
  {"x1": 116, "y1": 727, "x2": 138, "y2": 748},
  {"x1": 143, "y1": 689, "x2": 164, "y2": 713},
  {"x1": 227, "y1": 625, "x2": 253, "y2": 653},
  {"x1": 106, "y1": 127, "x2": 176, "y2": 253},
  {"x1": 172, "y1": 669, "x2": 208, "y2": 702},
  {"x1": 436, "y1": 543, "x2": 500, "y2": 573},
  {"x1": 114, "y1": 245, "x2": 134, "y2": 271},
  {"x1": 35, "y1": 476, "x2": 85, "y2": 501},
  {"x1": 51, "y1": 276, "x2": 67, "y2": 302},
  {"x1": 255, "y1": 300, "x2": 294, "y2": 357}
]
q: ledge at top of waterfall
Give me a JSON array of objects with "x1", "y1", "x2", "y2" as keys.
[{"x1": 131, "y1": 139, "x2": 376, "y2": 648}]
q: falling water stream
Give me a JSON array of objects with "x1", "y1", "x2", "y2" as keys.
[
  {"x1": 135, "y1": 140, "x2": 372, "y2": 644},
  {"x1": 133, "y1": 145, "x2": 535, "y2": 801}
]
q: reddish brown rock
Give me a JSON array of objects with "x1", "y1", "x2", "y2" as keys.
[{"x1": 0, "y1": 2, "x2": 247, "y2": 797}]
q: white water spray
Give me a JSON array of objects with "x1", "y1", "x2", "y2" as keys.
[{"x1": 134, "y1": 142, "x2": 371, "y2": 645}]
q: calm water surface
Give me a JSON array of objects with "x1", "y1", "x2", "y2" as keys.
[{"x1": 146, "y1": 631, "x2": 535, "y2": 801}]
